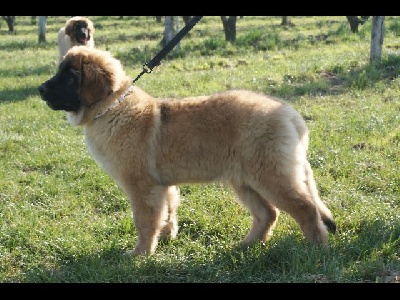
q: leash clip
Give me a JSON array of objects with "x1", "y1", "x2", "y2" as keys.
[
  {"x1": 132, "y1": 16, "x2": 202, "y2": 84},
  {"x1": 143, "y1": 64, "x2": 153, "y2": 74}
]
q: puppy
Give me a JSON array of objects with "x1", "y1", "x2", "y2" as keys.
[
  {"x1": 39, "y1": 46, "x2": 336, "y2": 256},
  {"x1": 57, "y1": 16, "x2": 95, "y2": 65}
]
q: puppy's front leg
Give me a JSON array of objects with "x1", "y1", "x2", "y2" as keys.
[{"x1": 125, "y1": 185, "x2": 174, "y2": 256}]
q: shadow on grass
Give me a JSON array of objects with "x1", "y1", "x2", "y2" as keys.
[
  {"x1": 0, "y1": 64, "x2": 55, "y2": 103},
  {"x1": 7, "y1": 53, "x2": 398, "y2": 107},
  {"x1": 0, "y1": 86, "x2": 43, "y2": 103},
  {"x1": 15, "y1": 218, "x2": 400, "y2": 283},
  {"x1": 268, "y1": 53, "x2": 400, "y2": 101}
]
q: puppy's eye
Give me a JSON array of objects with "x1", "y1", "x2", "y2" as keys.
[
  {"x1": 64, "y1": 69, "x2": 80, "y2": 86},
  {"x1": 70, "y1": 69, "x2": 81, "y2": 77}
]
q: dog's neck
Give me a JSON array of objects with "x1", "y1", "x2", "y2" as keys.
[{"x1": 94, "y1": 85, "x2": 134, "y2": 120}]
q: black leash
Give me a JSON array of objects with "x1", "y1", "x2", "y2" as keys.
[{"x1": 132, "y1": 16, "x2": 203, "y2": 83}]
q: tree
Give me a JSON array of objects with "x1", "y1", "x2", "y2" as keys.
[
  {"x1": 163, "y1": 16, "x2": 174, "y2": 47},
  {"x1": 2, "y1": 16, "x2": 15, "y2": 33},
  {"x1": 156, "y1": 16, "x2": 190, "y2": 25},
  {"x1": 370, "y1": 16, "x2": 385, "y2": 65},
  {"x1": 182, "y1": 16, "x2": 191, "y2": 26},
  {"x1": 174, "y1": 16, "x2": 181, "y2": 51},
  {"x1": 163, "y1": 16, "x2": 182, "y2": 50},
  {"x1": 221, "y1": 16, "x2": 237, "y2": 42},
  {"x1": 281, "y1": 16, "x2": 294, "y2": 26},
  {"x1": 38, "y1": 16, "x2": 46, "y2": 43},
  {"x1": 346, "y1": 16, "x2": 370, "y2": 33}
]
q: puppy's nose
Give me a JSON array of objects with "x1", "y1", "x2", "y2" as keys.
[{"x1": 38, "y1": 84, "x2": 47, "y2": 95}]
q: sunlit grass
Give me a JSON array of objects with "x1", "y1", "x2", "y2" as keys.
[{"x1": 0, "y1": 16, "x2": 399, "y2": 283}]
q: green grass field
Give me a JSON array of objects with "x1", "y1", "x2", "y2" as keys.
[{"x1": 0, "y1": 16, "x2": 399, "y2": 283}]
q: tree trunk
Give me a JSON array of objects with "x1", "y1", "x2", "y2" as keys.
[
  {"x1": 163, "y1": 16, "x2": 175, "y2": 47},
  {"x1": 182, "y1": 16, "x2": 191, "y2": 26},
  {"x1": 346, "y1": 16, "x2": 370, "y2": 33},
  {"x1": 370, "y1": 16, "x2": 385, "y2": 65},
  {"x1": 174, "y1": 17, "x2": 180, "y2": 51},
  {"x1": 38, "y1": 16, "x2": 46, "y2": 43},
  {"x1": 221, "y1": 16, "x2": 237, "y2": 42},
  {"x1": 281, "y1": 16, "x2": 293, "y2": 26},
  {"x1": 2, "y1": 16, "x2": 15, "y2": 33},
  {"x1": 346, "y1": 16, "x2": 360, "y2": 33}
]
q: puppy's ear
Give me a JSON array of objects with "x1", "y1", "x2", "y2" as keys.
[
  {"x1": 87, "y1": 20, "x2": 95, "y2": 34},
  {"x1": 80, "y1": 59, "x2": 113, "y2": 106},
  {"x1": 64, "y1": 21, "x2": 75, "y2": 36}
]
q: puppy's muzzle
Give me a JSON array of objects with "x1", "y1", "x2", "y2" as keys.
[
  {"x1": 78, "y1": 29, "x2": 89, "y2": 44},
  {"x1": 38, "y1": 83, "x2": 47, "y2": 97},
  {"x1": 38, "y1": 83, "x2": 56, "y2": 109},
  {"x1": 38, "y1": 82, "x2": 80, "y2": 112}
]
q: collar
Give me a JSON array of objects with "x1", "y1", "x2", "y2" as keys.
[{"x1": 94, "y1": 86, "x2": 134, "y2": 119}]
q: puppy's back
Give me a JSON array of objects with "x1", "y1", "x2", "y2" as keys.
[{"x1": 57, "y1": 27, "x2": 71, "y2": 65}]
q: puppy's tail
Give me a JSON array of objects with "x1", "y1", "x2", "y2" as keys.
[
  {"x1": 322, "y1": 215, "x2": 336, "y2": 234},
  {"x1": 304, "y1": 166, "x2": 336, "y2": 235}
]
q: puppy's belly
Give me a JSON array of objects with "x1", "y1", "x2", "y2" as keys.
[
  {"x1": 155, "y1": 154, "x2": 239, "y2": 185},
  {"x1": 158, "y1": 165, "x2": 225, "y2": 185}
]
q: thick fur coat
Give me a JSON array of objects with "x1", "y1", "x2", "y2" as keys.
[{"x1": 39, "y1": 46, "x2": 336, "y2": 256}]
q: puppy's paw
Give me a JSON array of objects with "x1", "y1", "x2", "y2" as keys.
[
  {"x1": 159, "y1": 221, "x2": 178, "y2": 241},
  {"x1": 124, "y1": 248, "x2": 152, "y2": 256}
]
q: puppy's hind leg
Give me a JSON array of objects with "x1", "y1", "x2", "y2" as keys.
[
  {"x1": 230, "y1": 182, "x2": 280, "y2": 245},
  {"x1": 125, "y1": 185, "x2": 178, "y2": 256},
  {"x1": 159, "y1": 185, "x2": 180, "y2": 241},
  {"x1": 261, "y1": 176, "x2": 333, "y2": 245}
]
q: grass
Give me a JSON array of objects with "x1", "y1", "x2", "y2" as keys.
[{"x1": 0, "y1": 16, "x2": 399, "y2": 283}]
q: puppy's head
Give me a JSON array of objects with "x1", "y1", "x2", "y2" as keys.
[
  {"x1": 38, "y1": 46, "x2": 126, "y2": 112},
  {"x1": 65, "y1": 16, "x2": 95, "y2": 45}
]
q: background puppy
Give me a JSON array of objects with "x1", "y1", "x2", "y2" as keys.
[
  {"x1": 39, "y1": 46, "x2": 336, "y2": 256},
  {"x1": 57, "y1": 16, "x2": 95, "y2": 65}
]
